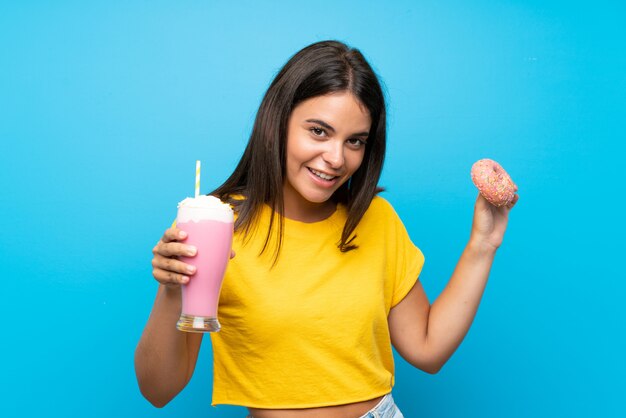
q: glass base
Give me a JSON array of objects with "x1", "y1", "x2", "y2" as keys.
[{"x1": 176, "y1": 314, "x2": 221, "y2": 333}]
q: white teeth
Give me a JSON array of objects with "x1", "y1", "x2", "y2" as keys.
[{"x1": 310, "y1": 168, "x2": 336, "y2": 180}]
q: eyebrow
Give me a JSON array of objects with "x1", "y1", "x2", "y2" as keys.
[{"x1": 305, "y1": 119, "x2": 370, "y2": 138}]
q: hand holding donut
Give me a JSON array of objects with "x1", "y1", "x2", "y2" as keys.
[
  {"x1": 471, "y1": 159, "x2": 517, "y2": 208},
  {"x1": 469, "y1": 159, "x2": 519, "y2": 251}
]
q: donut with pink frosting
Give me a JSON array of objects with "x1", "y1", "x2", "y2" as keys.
[{"x1": 471, "y1": 159, "x2": 517, "y2": 207}]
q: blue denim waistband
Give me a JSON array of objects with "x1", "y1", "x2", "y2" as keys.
[
  {"x1": 358, "y1": 393, "x2": 400, "y2": 418},
  {"x1": 245, "y1": 393, "x2": 401, "y2": 418}
]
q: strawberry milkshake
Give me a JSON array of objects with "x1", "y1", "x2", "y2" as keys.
[{"x1": 176, "y1": 195, "x2": 234, "y2": 332}]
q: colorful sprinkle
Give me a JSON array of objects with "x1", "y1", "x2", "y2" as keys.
[{"x1": 470, "y1": 159, "x2": 517, "y2": 207}]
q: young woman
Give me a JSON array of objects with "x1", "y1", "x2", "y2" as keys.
[{"x1": 135, "y1": 40, "x2": 518, "y2": 418}]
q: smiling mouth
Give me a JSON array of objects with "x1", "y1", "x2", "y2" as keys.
[{"x1": 308, "y1": 168, "x2": 339, "y2": 181}]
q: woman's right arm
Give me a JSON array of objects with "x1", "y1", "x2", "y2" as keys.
[{"x1": 134, "y1": 228, "x2": 202, "y2": 408}]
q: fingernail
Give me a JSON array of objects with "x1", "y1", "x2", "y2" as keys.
[
  {"x1": 180, "y1": 276, "x2": 189, "y2": 283},
  {"x1": 187, "y1": 246, "x2": 196, "y2": 256},
  {"x1": 186, "y1": 265, "x2": 196, "y2": 273},
  {"x1": 179, "y1": 231, "x2": 187, "y2": 239}
]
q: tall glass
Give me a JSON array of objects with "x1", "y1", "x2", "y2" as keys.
[{"x1": 175, "y1": 196, "x2": 234, "y2": 333}]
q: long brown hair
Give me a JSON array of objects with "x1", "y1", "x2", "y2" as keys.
[{"x1": 211, "y1": 40, "x2": 386, "y2": 261}]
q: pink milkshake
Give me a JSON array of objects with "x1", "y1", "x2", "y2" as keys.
[{"x1": 176, "y1": 195, "x2": 234, "y2": 333}]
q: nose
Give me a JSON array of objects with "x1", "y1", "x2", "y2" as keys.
[{"x1": 322, "y1": 142, "x2": 345, "y2": 170}]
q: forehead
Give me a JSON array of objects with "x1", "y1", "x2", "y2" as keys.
[{"x1": 290, "y1": 92, "x2": 371, "y2": 128}]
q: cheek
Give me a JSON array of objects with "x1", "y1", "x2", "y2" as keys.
[
  {"x1": 347, "y1": 150, "x2": 366, "y2": 172},
  {"x1": 287, "y1": 137, "x2": 318, "y2": 165}
]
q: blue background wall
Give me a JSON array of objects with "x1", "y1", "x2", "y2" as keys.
[{"x1": 1, "y1": 1, "x2": 624, "y2": 417}]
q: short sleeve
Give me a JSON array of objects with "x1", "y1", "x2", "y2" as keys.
[{"x1": 387, "y1": 204, "x2": 425, "y2": 307}]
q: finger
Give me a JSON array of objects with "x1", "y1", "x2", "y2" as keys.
[
  {"x1": 157, "y1": 242, "x2": 197, "y2": 258},
  {"x1": 162, "y1": 228, "x2": 188, "y2": 243},
  {"x1": 152, "y1": 254, "x2": 197, "y2": 276},
  {"x1": 475, "y1": 193, "x2": 488, "y2": 208},
  {"x1": 230, "y1": 249, "x2": 236, "y2": 259},
  {"x1": 152, "y1": 267, "x2": 190, "y2": 285}
]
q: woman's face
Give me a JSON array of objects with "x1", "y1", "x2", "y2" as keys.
[{"x1": 283, "y1": 91, "x2": 371, "y2": 219}]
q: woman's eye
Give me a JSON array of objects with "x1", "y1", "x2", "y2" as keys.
[
  {"x1": 310, "y1": 127, "x2": 325, "y2": 136},
  {"x1": 347, "y1": 138, "x2": 366, "y2": 148}
]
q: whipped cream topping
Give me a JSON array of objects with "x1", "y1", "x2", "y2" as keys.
[{"x1": 177, "y1": 195, "x2": 234, "y2": 223}]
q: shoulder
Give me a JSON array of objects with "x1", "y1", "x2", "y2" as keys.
[
  {"x1": 366, "y1": 195, "x2": 399, "y2": 218},
  {"x1": 228, "y1": 193, "x2": 246, "y2": 201},
  {"x1": 219, "y1": 193, "x2": 246, "y2": 204},
  {"x1": 357, "y1": 195, "x2": 403, "y2": 230},
  {"x1": 218, "y1": 193, "x2": 245, "y2": 212}
]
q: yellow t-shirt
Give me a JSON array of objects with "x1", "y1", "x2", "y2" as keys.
[{"x1": 210, "y1": 196, "x2": 424, "y2": 408}]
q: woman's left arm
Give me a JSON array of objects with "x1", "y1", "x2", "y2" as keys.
[{"x1": 388, "y1": 193, "x2": 518, "y2": 374}]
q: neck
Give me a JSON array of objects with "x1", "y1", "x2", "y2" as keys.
[{"x1": 282, "y1": 196, "x2": 336, "y2": 223}]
